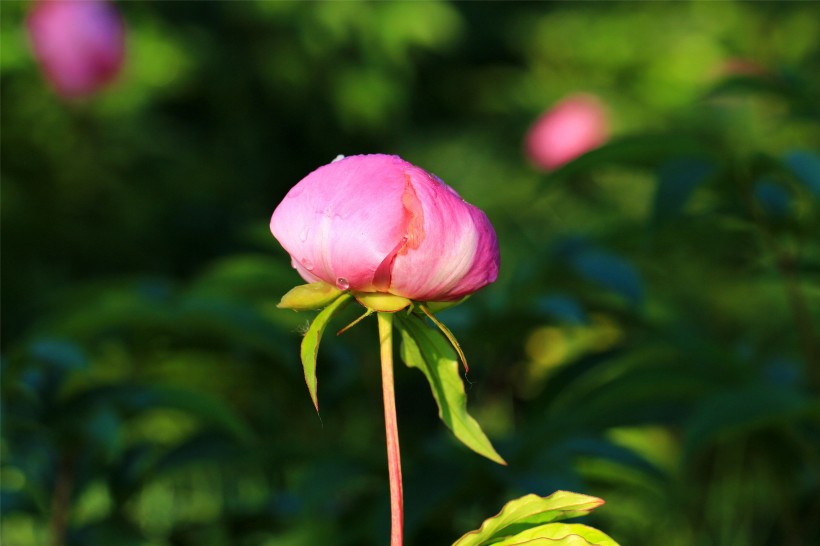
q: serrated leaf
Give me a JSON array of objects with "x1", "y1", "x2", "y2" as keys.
[
  {"x1": 494, "y1": 535, "x2": 601, "y2": 545},
  {"x1": 300, "y1": 293, "x2": 353, "y2": 411},
  {"x1": 396, "y1": 313, "x2": 505, "y2": 465},
  {"x1": 499, "y1": 523, "x2": 619, "y2": 546},
  {"x1": 453, "y1": 491, "x2": 604, "y2": 546}
]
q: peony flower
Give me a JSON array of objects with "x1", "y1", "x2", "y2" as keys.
[
  {"x1": 27, "y1": 0, "x2": 125, "y2": 98},
  {"x1": 270, "y1": 154, "x2": 499, "y2": 302},
  {"x1": 525, "y1": 94, "x2": 609, "y2": 171}
]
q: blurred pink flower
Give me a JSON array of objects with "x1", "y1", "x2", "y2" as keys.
[
  {"x1": 270, "y1": 154, "x2": 500, "y2": 302},
  {"x1": 27, "y1": 0, "x2": 125, "y2": 98},
  {"x1": 525, "y1": 94, "x2": 609, "y2": 171}
]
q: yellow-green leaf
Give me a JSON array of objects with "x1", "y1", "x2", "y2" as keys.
[
  {"x1": 497, "y1": 523, "x2": 620, "y2": 546},
  {"x1": 396, "y1": 313, "x2": 505, "y2": 465},
  {"x1": 300, "y1": 293, "x2": 352, "y2": 411},
  {"x1": 453, "y1": 491, "x2": 606, "y2": 546}
]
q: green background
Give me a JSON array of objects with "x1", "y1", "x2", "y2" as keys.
[{"x1": 2, "y1": 1, "x2": 819, "y2": 545}]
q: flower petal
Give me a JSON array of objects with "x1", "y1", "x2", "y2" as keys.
[
  {"x1": 270, "y1": 155, "x2": 410, "y2": 291},
  {"x1": 389, "y1": 168, "x2": 499, "y2": 301}
]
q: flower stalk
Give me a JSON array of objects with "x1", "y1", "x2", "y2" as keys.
[{"x1": 378, "y1": 312, "x2": 404, "y2": 546}]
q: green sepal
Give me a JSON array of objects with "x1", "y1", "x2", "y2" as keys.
[
  {"x1": 396, "y1": 313, "x2": 505, "y2": 465},
  {"x1": 300, "y1": 293, "x2": 353, "y2": 411},
  {"x1": 353, "y1": 291, "x2": 412, "y2": 312},
  {"x1": 452, "y1": 491, "x2": 615, "y2": 546},
  {"x1": 279, "y1": 282, "x2": 345, "y2": 311},
  {"x1": 425, "y1": 296, "x2": 470, "y2": 314}
]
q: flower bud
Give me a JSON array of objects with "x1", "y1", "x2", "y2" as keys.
[
  {"x1": 525, "y1": 94, "x2": 609, "y2": 171},
  {"x1": 27, "y1": 0, "x2": 125, "y2": 98},
  {"x1": 270, "y1": 154, "x2": 499, "y2": 302}
]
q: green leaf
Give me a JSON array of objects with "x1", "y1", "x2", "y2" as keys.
[
  {"x1": 279, "y1": 282, "x2": 345, "y2": 310},
  {"x1": 301, "y1": 293, "x2": 353, "y2": 411},
  {"x1": 396, "y1": 313, "x2": 505, "y2": 465},
  {"x1": 497, "y1": 523, "x2": 620, "y2": 546},
  {"x1": 452, "y1": 491, "x2": 605, "y2": 546}
]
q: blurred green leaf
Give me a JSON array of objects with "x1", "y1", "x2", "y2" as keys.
[
  {"x1": 570, "y1": 248, "x2": 644, "y2": 307},
  {"x1": 785, "y1": 150, "x2": 820, "y2": 197},
  {"x1": 71, "y1": 515, "x2": 147, "y2": 546},
  {"x1": 300, "y1": 293, "x2": 353, "y2": 412},
  {"x1": 60, "y1": 384, "x2": 253, "y2": 441},
  {"x1": 754, "y1": 178, "x2": 792, "y2": 217},
  {"x1": 683, "y1": 385, "x2": 820, "y2": 458},
  {"x1": 452, "y1": 491, "x2": 606, "y2": 546},
  {"x1": 549, "y1": 135, "x2": 712, "y2": 179},
  {"x1": 397, "y1": 313, "x2": 505, "y2": 465},
  {"x1": 653, "y1": 157, "x2": 716, "y2": 221}
]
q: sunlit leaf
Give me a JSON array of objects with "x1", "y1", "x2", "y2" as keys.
[
  {"x1": 452, "y1": 491, "x2": 606, "y2": 546},
  {"x1": 497, "y1": 523, "x2": 619, "y2": 546},
  {"x1": 396, "y1": 313, "x2": 505, "y2": 465},
  {"x1": 300, "y1": 293, "x2": 353, "y2": 411}
]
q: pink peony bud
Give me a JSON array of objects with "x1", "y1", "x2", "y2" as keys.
[
  {"x1": 270, "y1": 154, "x2": 500, "y2": 302},
  {"x1": 27, "y1": 0, "x2": 125, "y2": 98},
  {"x1": 525, "y1": 94, "x2": 609, "y2": 171}
]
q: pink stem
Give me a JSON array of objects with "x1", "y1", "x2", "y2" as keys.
[{"x1": 377, "y1": 312, "x2": 403, "y2": 546}]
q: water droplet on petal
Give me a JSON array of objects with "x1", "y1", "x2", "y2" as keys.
[
  {"x1": 336, "y1": 277, "x2": 350, "y2": 290},
  {"x1": 332, "y1": 154, "x2": 345, "y2": 163},
  {"x1": 301, "y1": 258, "x2": 314, "y2": 271},
  {"x1": 299, "y1": 228, "x2": 309, "y2": 242}
]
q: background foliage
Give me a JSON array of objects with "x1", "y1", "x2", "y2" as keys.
[{"x1": 2, "y1": 1, "x2": 819, "y2": 545}]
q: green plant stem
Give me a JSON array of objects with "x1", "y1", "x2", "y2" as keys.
[{"x1": 378, "y1": 312, "x2": 403, "y2": 546}]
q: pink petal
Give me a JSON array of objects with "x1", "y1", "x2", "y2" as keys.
[
  {"x1": 525, "y1": 94, "x2": 609, "y2": 171},
  {"x1": 388, "y1": 167, "x2": 499, "y2": 301},
  {"x1": 271, "y1": 154, "x2": 499, "y2": 301},
  {"x1": 270, "y1": 155, "x2": 410, "y2": 291},
  {"x1": 27, "y1": 0, "x2": 125, "y2": 98}
]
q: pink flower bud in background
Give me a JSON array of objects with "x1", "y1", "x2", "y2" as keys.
[
  {"x1": 525, "y1": 94, "x2": 609, "y2": 171},
  {"x1": 271, "y1": 154, "x2": 500, "y2": 302},
  {"x1": 27, "y1": 0, "x2": 125, "y2": 98}
]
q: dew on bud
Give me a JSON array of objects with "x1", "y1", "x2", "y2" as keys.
[
  {"x1": 302, "y1": 258, "x2": 314, "y2": 271},
  {"x1": 336, "y1": 277, "x2": 350, "y2": 290}
]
